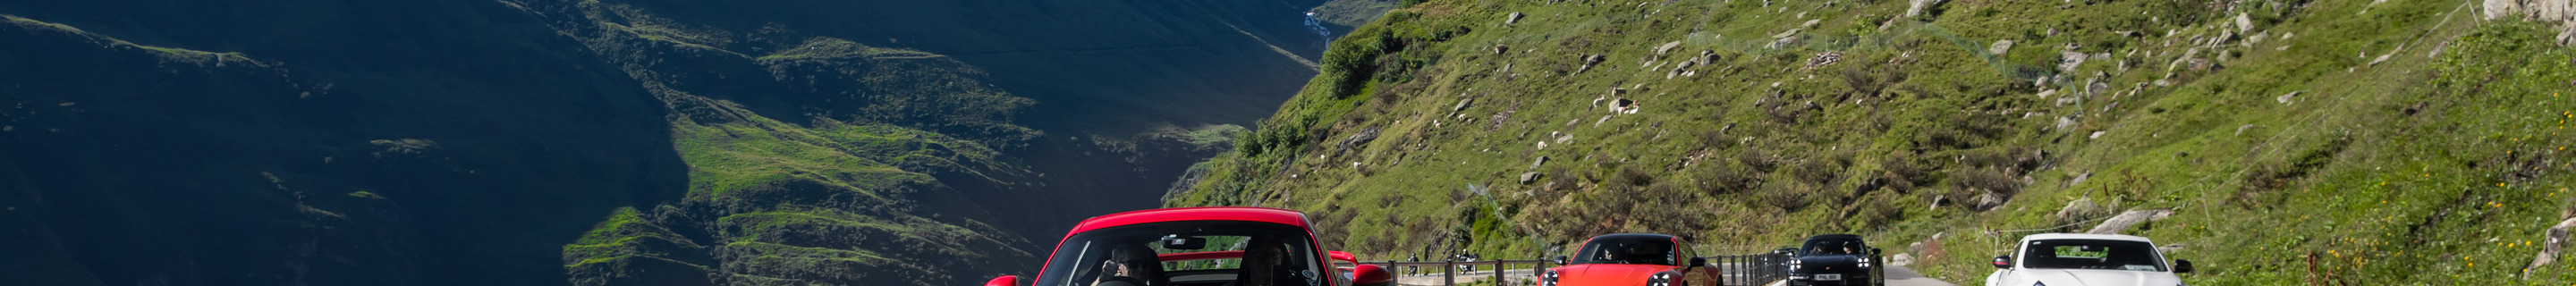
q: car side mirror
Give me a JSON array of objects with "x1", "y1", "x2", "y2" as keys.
[
  {"x1": 1992, "y1": 256, "x2": 2012, "y2": 269},
  {"x1": 1688, "y1": 257, "x2": 1708, "y2": 267},
  {"x1": 986, "y1": 275, "x2": 1021, "y2": 286},
  {"x1": 2173, "y1": 259, "x2": 2194, "y2": 273},
  {"x1": 1871, "y1": 248, "x2": 1883, "y2": 256},
  {"x1": 1350, "y1": 265, "x2": 1394, "y2": 286},
  {"x1": 1774, "y1": 248, "x2": 1799, "y2": 257},
  {"x1": 1552, "y1": 255, "x2": 1569, "y2": 265}
]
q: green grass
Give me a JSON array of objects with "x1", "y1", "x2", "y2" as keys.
[
  {"x1": 1172, "y1": 0, "x2": 2576, "y2": 284},
  {"x1": 1312, "y1": 0, "x2": 1402, "y2": 27},
  {"x1": 554, "y1": 4, "x2": 1045, "y2": 284}
]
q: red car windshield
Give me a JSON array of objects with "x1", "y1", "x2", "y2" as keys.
[
  {"x1": 1038, "y1": 221, "x2": 1326, "y2": 286},
  {"x1": 1571, "y1": 236, "x2": 1675, "y2": 265}
]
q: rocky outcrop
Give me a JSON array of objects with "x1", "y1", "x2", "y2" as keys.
[{"x1": 2485, "y1": 0, "x2": 2576, "y2": 45}]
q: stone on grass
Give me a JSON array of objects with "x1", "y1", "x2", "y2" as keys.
[
  {"x1": 1907, "y1": 0, "x2": 1947, "y2": 18},
  {"x1": 2527, "y1": 217, "x2": 2576, "y2": 275},
  {"x1": 2234, "y1": 13, "x2": 2253, "y2": 34},
  {"x1": 2087, "y1": 209, "x2": 2174, "y2": 234}
]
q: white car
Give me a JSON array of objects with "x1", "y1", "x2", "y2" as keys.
[{"x1": 1983, "y1": 233, "x2": 2193, "y2": 286}]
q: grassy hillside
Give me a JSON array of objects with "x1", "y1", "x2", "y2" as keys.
[
  {"x1": 518, "y1": 2, "x2": 1050, "y2": 285},
  {"x1": 1171, "y1": 0, "x2": 2576, "y2": 284}
]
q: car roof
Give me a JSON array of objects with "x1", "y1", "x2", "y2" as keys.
[
  {"x1": 1588, "y1": 232, "x2": 1679, "y2": 241},
  {"x1": 1804, "y1": 234, "x2": 1863, "y2": 240},
  {"x1": 2022, "y1": 233, "x2": 2155, "y2": 243},
  {"x1": 1068, "y1": 206, "x2": 1310, "y2": 234}
]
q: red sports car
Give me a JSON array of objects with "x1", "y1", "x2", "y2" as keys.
[
  {"x1": 987, "y1": 207, "x2": 1393, "y2": 286},
  {"x1": 1538, "y1": 233, "x2": 1720, "y2": 286}
]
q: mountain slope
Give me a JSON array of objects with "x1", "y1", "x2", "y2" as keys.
[
  {"x1": 0, "y1": 0, "x2": 1330, "y2": 285},
  {"x1": 510, "y1": 2, "x2": 1045, "y2": 284},
  {"x1": 1173, "y1": 0, "x2": 2576, "y2": 284},
  {"x1": 0, "y1": 5, "x2": 682, "y2": 284}
]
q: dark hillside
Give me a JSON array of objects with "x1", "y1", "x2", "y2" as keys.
[
  {"x1": 0, "y1": 0, "x2": 1340, "y2": 285},
  {"x1": 0, "y1": 4, "x2": 680, "y2": 284}
]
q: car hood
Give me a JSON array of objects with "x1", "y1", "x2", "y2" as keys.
[
  {"x1": 2012, "y1": 269, "x2": 2182, "y2": 286},
  {"x1": 1552, "y1": 264, "x2": 1670, "y2": 286},
  {"x1": 1797, "y1": 255, "x2": 1864, "y2": 265}
]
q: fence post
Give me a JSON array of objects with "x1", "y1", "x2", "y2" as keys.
[
  {"x1": 1382, "y1": 260, "x2": 1395, "y2": 280},
  {"x1": 1534, "y1": 258, "x2": 1546, "y2": 285},
  {"x1": 1445, "y1": 259, "x2": 1455, "y2": 286},
  {"x1": 1726, "y1": 256, "x2": 1738, "y2": 286}
]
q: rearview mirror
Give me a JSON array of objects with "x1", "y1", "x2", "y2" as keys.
[
  {"x1": 2173, "y1": 259, "x2": 2194, "y2": 273},
  {"x1": 1330, "y1": 251, "x2": 1360, "y2": 263},
  {"x1": 1992, "y1": 256, "x2": 2012, "y2": 269},
  {"x1": 1552, "y1": 255, "x2": 1569, "y2": 265},
  {"x1": 1160, "y1": 235, "x2": 1208, "y2": 249},
  {"x1": 1687, "y1": 257, "x2": 1708, "y2": 267},
  {"x1": 986, "y1": 275, "x2": 1021, "y2": 286}
]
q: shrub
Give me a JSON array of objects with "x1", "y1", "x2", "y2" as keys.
[
  {"x1": 1740, "y1": 149, "x2": 1781, "y2": 172},
  {"x1": 1758, "y1": 182, "x2": 1813, "y2": 212},
  {"x1": 1948, "y1": 166, "x2": 2020, "y2": 198},
  {"x1": 1792, "y1": 157, "x2": 1843, "y2": 187},
  {"x1": 1699, "y1": 161, "x2": 1761, "y2": 195},
  {"x1": 1612, "y1": 164, "x2": 1656, "y2": 189}
]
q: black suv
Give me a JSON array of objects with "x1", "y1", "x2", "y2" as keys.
[{"x1": 1776, "y1": 234, "x2": 1883, "y2": 286}]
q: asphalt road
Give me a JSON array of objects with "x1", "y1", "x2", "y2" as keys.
[
  {"x1": 1882, "y1": 265, "x2": 1958, "y2": 286},
  {"x1": 1392, "y1": 268, "x2": 1536, "y2": 286}
]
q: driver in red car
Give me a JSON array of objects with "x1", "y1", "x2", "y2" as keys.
[{"x1": 1094, "y1": 243, "x2": 1166, "y2": 286}]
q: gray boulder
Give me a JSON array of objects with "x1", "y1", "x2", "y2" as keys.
[
  {"x1": 1907, "y1": 0, "x2": 1948, "y2": 18},
  {"x1": 2086, "y1": 209, "x2": 2175, "y2": 234}
]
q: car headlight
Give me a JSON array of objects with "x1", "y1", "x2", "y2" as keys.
[
  {"x1": 1648, "y1": 273, "x2": 1674, "y2": 286},
  {"x1": 1789, "y1": 259, "x2": 1802, "y2": 271},
  {"x1": 2033, "y1": 282, "x2": 2046, "y2": 286},
  {"x1": 1539, "y1": 270, "x2": 1559, "y2": 286}
]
